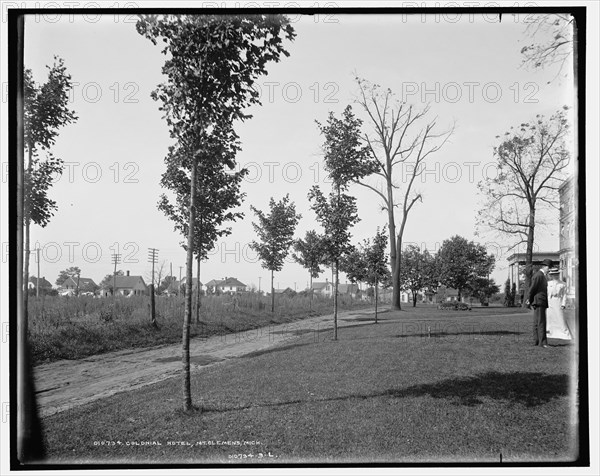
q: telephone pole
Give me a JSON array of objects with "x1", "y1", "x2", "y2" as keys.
[
  {"x1": 148, "y1": 248, "x2": 159, "y2": 328},
  {"x1": 111, "y1": 253, "x2": 121, "y2": 300}
]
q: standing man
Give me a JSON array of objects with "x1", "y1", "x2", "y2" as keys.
[{"x1": 526, "y1": 259, "x2": 553, "y2": 348}]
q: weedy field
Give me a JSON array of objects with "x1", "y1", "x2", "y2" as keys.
[
  {"x1": 28, "y1": 292, "x2": 371, "y2": 364},
  {"x1": 39, "y1": 305, "x2": 579, "y2": 464}
]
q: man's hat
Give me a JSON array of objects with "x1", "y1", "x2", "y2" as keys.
[{"x1": 541, "y1": 259, "x2": 553, "y2": 267}]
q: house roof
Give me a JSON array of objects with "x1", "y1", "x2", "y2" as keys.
[
  {"x1": 180, "y1": 277, "x2": 202, "y2": 285},
  {"x1": 205, "y1": 279, "x2": 223, "y2": 287},
  {"x1": 311, "y1": 282, "x2": 329, "y2": 290},
  {"x1": 29, "y1": 276, "x2": 52, "y2": 288},
  {"x1": 220, "y1": 277, "x2": 246, "y2": 287},
  {"x1": 114, "y1": 275, "x2": 147, "y2": 289},
  {"x1": 63, "y1": 276, "x2": 97, "y2": 287}
]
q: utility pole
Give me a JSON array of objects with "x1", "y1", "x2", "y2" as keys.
[
  {"x1": 111, "y1": 253, "x2": 121, "y2": 300},
  {"x1": 148, "y1": 248, "x2": 159, "y2": 328},
  {"x1": 258, "y1": 276, "x2": 261, "y2": 294},
  {"x1": 35, "y1": 248, "x2": 40, "y2": 298}
]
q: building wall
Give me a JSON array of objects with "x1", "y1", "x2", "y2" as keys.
[{"x1": 559, "y1": 177, "x2": 576, "y2": 299}]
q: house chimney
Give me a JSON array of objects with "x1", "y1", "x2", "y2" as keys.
[{"x1": 127, "y1": 270, "x2": 130, "y2": 276}]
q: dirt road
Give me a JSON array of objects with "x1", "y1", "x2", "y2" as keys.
[{"x1": 34, "y1": 308, "x2": 382, "y2": 418}]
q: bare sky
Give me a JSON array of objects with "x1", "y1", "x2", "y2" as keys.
[{"x1": 14, "y1": 10, "x2": 580, "y2": 290}]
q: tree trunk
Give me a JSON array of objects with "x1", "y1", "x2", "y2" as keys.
[
  {"x1": 374, "y1": 278, "x2": 378, "y2": 324},
  {"x1": 333, "y1": 259, "x2": 339, "y2": 340},
  {"x1": 271, "y1": 269, "x2": 274, "y2": 313},
  {"x1": 17, "y1": 17, "x2": 45, "y2": 461},
  {"x1": 387, "y1": 184, "x2": 399, "y2": 311},
  {"x1": 182, "y1": 160, "x2": 196, "y2": 412},
  {"x1": 23, "y1": 145, "x2": 33, "y2": 330},
  {"x1": 413, "y1": 291, "x2": 417, "y2": 307},
  {"x1": 523, "y1": 204, "x2": 536, "y2": 307},
  {"x1": 195, "y1": 253, "x2": 201, "y2": 323},
  {"x1": 392, "y1": 234, "x2": 402, "y2": 310},
  {"x1": 309, "y1": 273, "x2": 313, "y2": 312}
]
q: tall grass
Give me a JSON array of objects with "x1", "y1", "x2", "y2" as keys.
[{"x1": 28, "y1": 292, "x2": 370, "y2": 365}]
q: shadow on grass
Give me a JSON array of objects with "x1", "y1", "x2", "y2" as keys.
[
  {"x1": 241, "y1": 342, "x2": 312, "y2": 359},
  {"x1": 198, "y1": 371, "x2": 568, "y2": 414},
  {"x1": 394, "y1": 330, "x2": 525, "y2": 338}
]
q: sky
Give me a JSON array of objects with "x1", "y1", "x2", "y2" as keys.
[{"x1": 11, "y1": 9, "x2": 581, "y2": 291}]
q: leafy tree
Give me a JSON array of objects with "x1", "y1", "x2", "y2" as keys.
[
  {"x1": 476, "y1": 110, "x2": 570, "y2": 305},
  {"x1": 311, "y1": 106, "x2": 372, "y2": 339},
  {"x1": 362, "y1": 228, "x2": 391, "y2": 323},
  {"x1": 292, "y1": 230, "x2": 325, "y2": 311},
  {"x1": 250, "y1": 194, "x2": 301, "y2": 313},
  {"x1": 308, "y1": 187, "x2": 359, "y2": 340},
  {"x1": 503, "y1": 278, "x2": 513, "y2": 307},
  {"x1": 99, "y1": 270, "x2": 124, "y2": 294},
  {"x1": 399, "y1": 245, "x2": 437, "y2": 307},
  {"x1": 138, "y1": 13, "x2": 295, "y2": 412},
  {"x1": 467, "y1": 277, "x2": 500, "y2": 306},
  {"x1": 520, "y1": 14, "x2": 575, "y2": 82},
  {"x1": 23, "y1": 58, "x2": 77, "y2": 320},
  {"x1": 56, "y1": 266, "x2": 82, "y2": 287},
  {"x1": 158, "y1": 134, "x2": 247, "y2": 319},
  {"x1": 353, "y1": 78, "x2": 454, "y2": 310},
  {"x1": 436, "y1": 236, "x2": 495, "y2": 302}
]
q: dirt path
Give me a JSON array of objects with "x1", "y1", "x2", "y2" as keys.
[{"x1": 34, "y1": 308, "x2": 382, "y2": 418}]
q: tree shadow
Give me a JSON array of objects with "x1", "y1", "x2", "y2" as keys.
[
  {"x1": 199, "y1": 371, "x2": 569, "y2": 414},
  {"x1": 241, "y1": 342, "x2": 312, "y2": 359},
  {"x1": 379, "y1": 371, "x2": 570, "y2": 407},
  {"x1": 394, "y1": 330, "x2": 525, "y2": 338}
]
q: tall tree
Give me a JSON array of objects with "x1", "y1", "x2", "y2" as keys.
[
  {"x1": 292, "y1": 230, "x2": 325, "y2": 311},
  {"x1": 399, "y1": 245, "x2": 437, "y2": 307},
  {"x1": 24, "y1": 58, "x2": 78, "y2": 318},
  {"x1": 436, "y1": 236, "x2": 495, "y2": 302},
  {"x1": 250, "y1": 195, "x2": 301, "y2": 313},
  {"x1": 352, "y1": 78, "x2": 454, "y2": 310},
  {"x1": 138, "y1": 14, "x2": 295, "y2": 412},
  {"x1": 55, "y1": 266, "x2": 82, "y2": 287},
  {"x1": 476, "y1": 109, "x2": 570, "y2": 304}
]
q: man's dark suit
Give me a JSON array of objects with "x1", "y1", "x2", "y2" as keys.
[{"x1": 528, "y1": 269, "x2": 549, "y2": 346}]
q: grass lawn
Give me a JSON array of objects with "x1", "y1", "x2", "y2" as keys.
[{"x1": 39, "y1": 305, "x2": 579, "y2": 464}]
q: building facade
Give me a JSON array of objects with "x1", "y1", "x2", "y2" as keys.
[{"x1": 559, "y1": 176, "x2": 576, "y2": 300}]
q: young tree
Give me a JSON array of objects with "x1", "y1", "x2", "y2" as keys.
[
  {"x1": 250, "y1": 194, "x2": 301, "y2": 313},
  {"x1": 138, "y1": 14, "x2": 295, "y2": 412},
  {"x1": 399, "y1": 245, "x2": 437, "y2": 307},
  {"x1": 352, "y1": 78, "x2": 454, "y2": 310},
  {"x1": 362, "y1": 228, "x2": 391, "y2": 323},
  {"x1": 503, "y1": 278, "x2": 513, "y2": 307},
  {"x1": 292, "y1": 230, "x2": 325, "y2": 311},
  {"x1": 308, "y1": 187, "x2": 359, "y2": 340},
  {"x1": 24, "y1": 58, "x2": 78, "y2": 320},
  {"x1": 436, "y1": 236, "x2": 495, "y2": 302},
  {"x1": 312, "y1": 105, "x2": 372, "y2": 339},
  {"x1": 476, "y1": 109, "x2": 570, "y2": 305},
  {"x1": 55, "y1": 266, "x2": 82, "y2": 287}
]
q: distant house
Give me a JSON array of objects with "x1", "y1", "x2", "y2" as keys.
[
  {"x1": 62, "y1": 276, "x2": 97, "y2": 293},
  {"x1": 272, "y1": 287, "x2": 295, "y2": 296},
  {"x1": 101, "y1": 271, "x2": 147, "y2": 297},
  {"x1": 28, "y1": 276, "x2": 52, "y2": 290},
  {"x1": 312, "y1": 281, "x2": 360, "y2": 298},
  {"x1": 179, "y1": 277, "x2": 202, "y2": 293},
  {"x1": 206, "y1": 277, "x2": 247, "y2": 294}
]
